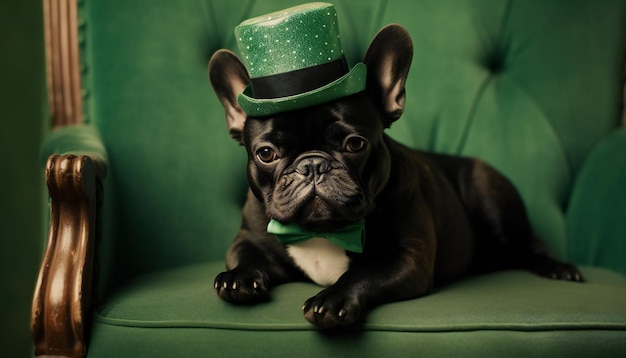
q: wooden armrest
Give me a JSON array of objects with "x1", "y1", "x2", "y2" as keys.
[{"x1": 31, "y1": 154, "x2": 105, "y2": 358}]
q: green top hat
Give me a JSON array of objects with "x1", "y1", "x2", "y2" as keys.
[{"x1": 234, "y1": 2, "x2": 367, "y2": 116}]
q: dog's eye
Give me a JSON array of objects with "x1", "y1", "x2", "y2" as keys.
[
  {"x1": 256, "y1": 146, "x2": 279, "y2": 163},
  {"x1": 344, "y1": 136, "x2": 367, "y2": 153}
]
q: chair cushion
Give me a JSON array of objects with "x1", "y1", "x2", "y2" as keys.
[{"x1": 88, "y1": 262, "x2": 626, "y2": 357}]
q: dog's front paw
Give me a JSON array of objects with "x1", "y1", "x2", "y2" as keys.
[
  {"x1": 302, "y1": 287, "x2": 363, "y2": 329},
  {"x1": 214, "y1": 267, "x2": 270, "y2": 304},
  {"x1": 534, "y1": 261, "x2": 584, "y2": 282},
  {"x1": 531, "y1": 255, "x2": 584, "y2": 283}
]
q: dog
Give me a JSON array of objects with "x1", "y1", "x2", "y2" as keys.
[{"x1": 208, "y1": 23, "x2": 583, "y2": 330}]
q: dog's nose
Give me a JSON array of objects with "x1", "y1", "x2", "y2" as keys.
[{"x1": 296, "y1": 156, "x2": 331, "y2": 180}]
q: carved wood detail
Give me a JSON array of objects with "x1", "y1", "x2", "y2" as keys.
[
  {"x1": 32, "y1": 155, "x2": 104, "y2": 357},
  {"x1": 44, "y1": 0, "x2": 83, "y2": 127}
]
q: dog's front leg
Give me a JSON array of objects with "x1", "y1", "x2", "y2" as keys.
[
  {"x1": 302, "y1": 233, "x2": 436, "y2": 329},
  {"x1": 214, "y1": 233, "x2": 289, "y2": 304},
  {"x1": 214, "y1": 194, "x2": 302, "y2": 304}
]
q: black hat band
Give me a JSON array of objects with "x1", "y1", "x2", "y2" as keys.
[{"x1": 250, "y1": 56, "x2": 349, "y2": 99}]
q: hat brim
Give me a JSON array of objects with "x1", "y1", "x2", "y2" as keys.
[{"x1": 237, "y1": 63, "x2": 367, "y2": 117}]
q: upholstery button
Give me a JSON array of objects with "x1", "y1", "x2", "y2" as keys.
[
  {"x1": 486, "y1": 56, "x2": 503, "y2": 74},
  {"x1": 484, "y1": 48, "x2": 506, "y2": 74}
]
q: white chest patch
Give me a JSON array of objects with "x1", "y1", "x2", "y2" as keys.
[{"x1": 287, "y1": 237, "x2": 350, "y2": 287}]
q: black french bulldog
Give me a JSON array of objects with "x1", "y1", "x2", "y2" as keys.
[{"x1": 208, "y1": 25, "x2": 583, "y2": 329}]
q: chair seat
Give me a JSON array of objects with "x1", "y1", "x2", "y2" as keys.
[{"x1": 88, "y1": 261, "x2": 626, "y2": 357}]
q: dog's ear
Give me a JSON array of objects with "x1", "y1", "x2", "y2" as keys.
[
  {"x1": 364, "y1": 25, "x2": 413, "y2": 127},
  {"x1": 209, "y1": 49, "x2": 250, "y2": 143}
]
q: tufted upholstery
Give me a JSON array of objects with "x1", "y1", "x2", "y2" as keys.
[{"x1": 39, "y1": 0, "x2": 626, "y2": 356}]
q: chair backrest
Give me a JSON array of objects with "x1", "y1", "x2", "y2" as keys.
[{"x1": 81, "y1": 0, "x2": 626, "y2": 284}]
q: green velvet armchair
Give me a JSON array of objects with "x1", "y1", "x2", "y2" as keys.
[{"x1": 32, "y1": 0, "x2": 626, "y2": 357}]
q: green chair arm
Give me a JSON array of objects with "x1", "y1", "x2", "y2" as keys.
[
  {"x1": 567, "y1": 127, "x2": 626, "y2": 275},
  {"x1": 32, "y1": 124, "x2": 107, "y2": 357},
  {"x1": 40, "y1": 123, "x2": 108, "y2": 170}
]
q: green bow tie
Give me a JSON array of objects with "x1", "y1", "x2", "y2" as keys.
[{"x1": 267, "y1": 219, "x2": 365, "y2": 253}]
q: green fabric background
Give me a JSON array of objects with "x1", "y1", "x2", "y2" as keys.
[
  {"x1": 34, "y1": 0, "x2": 626, "y2": 356},
  {"x1": 568, "y1": 128, "x2": 626, "y2": 273},
  {"x1": 71, "y1": 0, "x2": 626, "y2": 287}
]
